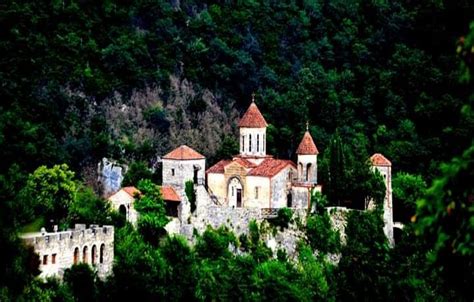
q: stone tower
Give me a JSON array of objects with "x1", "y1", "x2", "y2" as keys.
[
  {"x1": 296, "y1": 127, "x2": 319, "y2": 184},
  {"x1": 162, "y1": 145, "x2": 206, "y2": 189},
  {"x1": 238, "y1": 96, "x2": 268, "y2": 165},
  {"x1": 370, "y1": 153, "x2": 394, "y2": 246}
]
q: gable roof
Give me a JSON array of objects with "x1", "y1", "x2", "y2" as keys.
[
  {"x1": 163, "y1": 145, "x2": 205, "y2": 160},
  {"x1": 370, "y1": 153, "x2": 392, "y2": 166},
  {"x1": 238, "y1": 102, "x2": 268, "y2": 128},
  {"x1": 296, "y1": 131, "x2": 319, "y2": 155},
  {"x1": 248, "y1": 158, "x2": 295, "y2": 178},
  {"x1": 206, "y1": 159, "x2": 231, "y2": 174},
  {"x1": 161, "y1": 186, "x2": 180, "y2": 202},
  {"x1": 122, "y1": 186, "x2": 141, "y2": 197}
]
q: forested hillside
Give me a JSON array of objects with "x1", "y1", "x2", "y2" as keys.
[{"x1": 1, "y1": 0, "x2": 473, "y2": 301}]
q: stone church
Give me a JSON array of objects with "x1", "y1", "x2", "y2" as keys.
[{"x1": 206, "y1": 99, "x2": 322, "y2": 209}]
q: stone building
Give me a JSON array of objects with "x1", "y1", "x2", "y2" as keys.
[
  {"x1": 162, "y1": 145, "x2": 206, "y2": 188},
  {"x1": 108, "y1": 186, "x2": 140, "y2": 225},
  {"x1": 20, "y1": 224, "x2": 114, "y2": 280},
  {"x1": 206, "y1": 99, "x2": 321, "y2": 209},
  {"x1": 107, "y1": 185, "x2": 182, "y2": 224},
  {"x1": 369, "y1": 153, "x2": 394, "y2": 245}
]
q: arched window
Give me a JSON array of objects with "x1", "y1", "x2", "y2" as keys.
[
  {"x1": 73, "y1": 247, "x2": 79, "y2": 264},
  {"x1": 257, "y1": 134, "x2": 260, "y2": 152},
  {"x1": 249, "y1": 135, "x2": 252, "y2": 152},
  {"x1": 100, "y1": 244, "x2": 105, "y2": 264},
  {"x1": 241, "y1": 135, "x2": 244, "y2": 152},
  {"x1": 83, "y1": 246, "x2": 88, "y2": 263},
  {"x1": 298, "y1": 163, "x2": 303, "y2": 180},
  {"x1": 91, "y1": 245, "x2": 97, "y2": 265},
  {"x1": 306, "y1": 163, "x2": 312, "y2": 181},
  {"x1": 263, "y1": 135, "x2": 265, "y2": 153}
]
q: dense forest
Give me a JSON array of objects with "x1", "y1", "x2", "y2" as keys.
[{"x1": 1, "y1": 0, "x2": 473, "y2": 301}]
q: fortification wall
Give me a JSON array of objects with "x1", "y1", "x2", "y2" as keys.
[{"x1": 20, "y1": 224, "x2": 114, "y2": 280}]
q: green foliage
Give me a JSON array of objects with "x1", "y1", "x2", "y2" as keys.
[
  {"x1": 195, "y1": 226, "x2": 237, "y2": 260},
  {"x1": 392, "y1": 172, "x2": 427, "y2": 223},
  {"x1": 135, "y1": 179, "x2": 169, "y2": 245},
  {"x1": 297, "y1": 244, "x2": 332, "y2": 301},
  {"x1": 121, "y1": 161, "x2": 153, "y2": 187},
  {"x1": 269, "y1": 207, "x2": 293, "y2": 230},
  {"x1": 415, "y1": 144, "x2": 474, "y2": 298},
  {"x1": 21, "y1": 164, "x2": 76, "y2": 228},
  {"x1": 185, "y1": 180, "x2": 196, "y2": 213},
  {"x1": 336, "y1": 210, "x2": 391, "y2": 300},
  {"x1": 67, "y1": 185, "x2": 113, "y2": 227},
  {"x1": 108, "y1": 225, "x2": 166, "y2": 300},
  {"x1": 306, "y1": 212, "x2": 341, "y2": 254},
  {"x1": 63, "y1": 264, "x2": 98, "y2": 302}
]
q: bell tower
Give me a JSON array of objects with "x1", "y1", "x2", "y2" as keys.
[
  {"x1": 296, "y1": 123, "x2": 319, "y2": 184},
  {"x1": 239, "y1": 94, "x2": 268, "y2": 164}
]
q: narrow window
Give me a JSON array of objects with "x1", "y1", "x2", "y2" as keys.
[
  {"x1": 257, "y1": 134, "x2": 260, "y2": 152},
  {"x1": 241, "y1": 135, "x2": 244, "y2": 152},
  {"x1": 171, "y1": 169, "x2": 175, "y2": 176},
  {"x1": 255, "y1": 187, "x2": 259, "y2": 199},
  {"x1": 100, "y1": 244, "x2": 105, "y2": 264},
  {"x1": 43, "y1": 255, "x2": 48, "y2": 265},
  {"x1": 91, "y1": 245, "x2": 97, "y2": 265},
  {"x1": 73, "y1": 247, "x2": 79, "y2": 264},
  {"x1": 263, "y1": 134, "x2": 265, "y2": 153},
  {"x1": 52, "y1": 254, "x2": 56, "y2": 264},
  {"x1": 232, "y1": 187, "x2": 234, "y2": 196},
  {"x1": 249, "y1": 135, "x2": 252, "y2": 152},
  {"x1": 83, "y1": 246, "x2": 88, "y2": 263}
]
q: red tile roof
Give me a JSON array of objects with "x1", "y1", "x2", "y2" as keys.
[
  {"x1": 370, "y1": 153, "x2": 392, "y2": 166},
  {"x1": 233, "y1": 157, "x2": 257, "y2": 168},
  {"x1": 296, "y1": 131, "x2": 319, "y2": 155},
  {"x1": 248, "y1": 158, "x2": 295, "y2": 178},
  {"x1": 163, "y1": 145, "x2": 205, "y2": 160},
  {"x1": 123, "y1": 186, "x2": 141, "y2": 198},
  {"x1": 206, "y1": 160, "x2": 231, "y2": 174},
  {"x1": 238, "y1": 102, "x2": 268, "y2": 128},
  {"x1": 160, "y1": 186, "x2": 180, "y2": 202}
]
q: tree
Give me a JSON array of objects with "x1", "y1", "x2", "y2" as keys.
[
  {"x1": 63, "y1": 264, "x2": 98, "y2": 302},
  {"x1": 135, "y1": 179, "x2": 169, "y2": 245},
  {"x1": 21, "y1": 164, "x2": 76, "y2": 228},
  {"x1": 325, "y1": 132, "x2": 348, "y2": 206},
  {"x1": 392, "y1": 172, "x2": 427, "y2": 223},
  {"x1": 415, "y1": 144, "x2": 474, "y2": 299},
  {"x1": 67, "y1": 185, "x2": 114, "y2": 227},
  {"x1": 121, "y1": 161, "x2": 153, "y2": 187},
  {"x1": 185, "y1": 180, "x2": 196, "y2": 213}
]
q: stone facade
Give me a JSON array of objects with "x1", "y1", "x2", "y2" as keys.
[
  {"x1": 97, "y1": 158, "x2": 127, "y2": 197},
  {"x1": 107, "y1": 188, "x2": 139, "y2": 226},
  {"x1": 20, "y1": 224, "x2": 114, "y2": 280},
  {"x1": 162, "y1": 158, "x2": 206, "y2": 189},
  {"x1": 206, "y1": 101, "x2": 319, "y2": 210}
]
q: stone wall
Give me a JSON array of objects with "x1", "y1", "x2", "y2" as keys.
[
  {"x1": 271, "y1": 166, "x2": 295, "y2": 208},
  {"x1": 97, "y1": 158, "x2": 127, "y2": 197},
  {"x1": 162, "y1": 158, "x2": 206, "y2": 189},
  {"x1": 20, "y1": 224, "x2": 114, "y2": 280}
]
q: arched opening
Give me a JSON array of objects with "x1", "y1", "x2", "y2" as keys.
[
  {"x1": 91, "y1": 245, "x2": 97, "y2": 265},
  {"x1": 73, "y1": 247, "x2": 79, "y2": 264},
  {"x1": 298, "y1": 163, "x2": 303, "y2": 181},
  {"x1": 287, "y1": 192, "x2": 293, "y2": 208},
  {"x1": 193, "y1": 165, "x2": 200, "y2": 184},
  {"x1": 83, "y1": 246, "x2": 88, "y2": 263},
  {"x1": 119, "y1": 204, "x2": 127, "y2": 219},
  {"x1": 100, "y1": 244, "x2": 105, "y2": 264},
  {"x1": 227, "y1": 177, "x2": 243, "y2": 207},
  {"x1": 306, "y1": 163, "x2": 312, "y2": 182}
]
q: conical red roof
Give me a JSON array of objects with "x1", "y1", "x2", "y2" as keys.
[
  {"x1": 370, "y1": 153, "x2": 391, "y2": 166},
  {"x1": 296, "y1": 131, "x2": 319, "y2": 155},
  {"x1": 163, "y1": 145, "x2": 205, "y2": 160},
  {"x1": 238, "y1": 102, "x2": 268, "y2": 128}
]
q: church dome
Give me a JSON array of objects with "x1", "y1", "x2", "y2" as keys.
[{"x1": 238, "y1": 102, "x2": 268, "y2": 128}]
